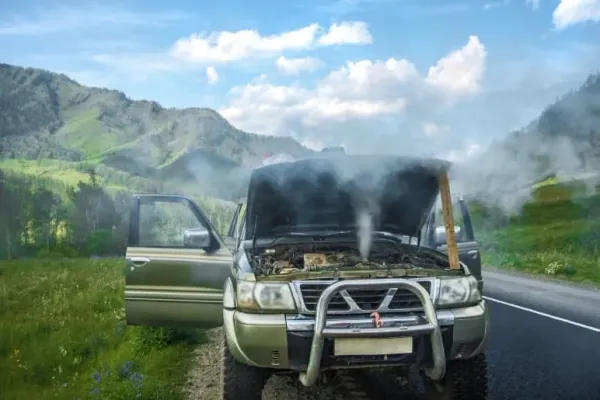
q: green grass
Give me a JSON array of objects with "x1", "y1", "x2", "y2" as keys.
[
  {"x1": 479, "y1": 217, "x2": 600, "y2": 286},
  {"x1": 0, "y1": 258, "x2": 205, "y2": 400},
  {"x1": 56, "y1": 109, "x2": 127, "y2": 157},
  {"x1": 0, "y1": 159, "x2": 92, "y2": 187}
]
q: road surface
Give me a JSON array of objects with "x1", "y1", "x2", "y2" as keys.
[{"x1": 483, "y1": 268, "x2": 600, "y2": 400}]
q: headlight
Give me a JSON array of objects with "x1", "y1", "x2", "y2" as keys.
[
  {"x1": 237, "y1": 281, "x2": 258, "y2": 310},
  {"x1": 437, "y1": 276, "x2": 481, "y2": 308},
  {"x1": 236, "y1": 281, "x2": 297, "y2": 312}
]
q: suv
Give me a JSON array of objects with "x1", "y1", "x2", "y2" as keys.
[{"x1": 124, "y1": 155, "x2": 489, "y2": 399}]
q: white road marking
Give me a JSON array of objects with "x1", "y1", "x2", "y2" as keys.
[{"x1": 483, "y1": 296, "x2": 600, "y2": 333}]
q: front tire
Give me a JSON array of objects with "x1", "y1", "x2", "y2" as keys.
[
  {"x1": 221, "y1": 332, "x2": 268, "y2": 400},
  {"x1": 424, "y1": 353, "x2": 489, "y2": 400}
]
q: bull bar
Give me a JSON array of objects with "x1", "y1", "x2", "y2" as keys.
[{"x1": 298, "y1": 278, "x2": 446, "y2": 387}]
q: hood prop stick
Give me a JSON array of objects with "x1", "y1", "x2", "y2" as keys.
[{"x1": 439, "y1": 171, "x2": 460, "y2": 270}]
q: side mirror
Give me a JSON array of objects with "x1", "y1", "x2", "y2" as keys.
[
  {"x1": 183, "y1": 227, "x2": 212, "y2": 249},
  {"x1": 434, "y1": 225, "x2": 461, "y2": 247}
]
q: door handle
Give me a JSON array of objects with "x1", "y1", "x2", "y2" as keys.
[
  {"x1": 467, "y1": 250, "x2": 479, "y2": 259},
  {"x1": 129, "y1": 257, "x2": 150, "y2": 266}
]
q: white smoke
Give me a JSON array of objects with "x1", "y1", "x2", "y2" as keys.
[{"x1": 356, "y1": 209, "x2": 374, "y2": 260}]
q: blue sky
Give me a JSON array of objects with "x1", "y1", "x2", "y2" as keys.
[{"x1": 1, "y1": 0, "x2": 600, "y2": 159}]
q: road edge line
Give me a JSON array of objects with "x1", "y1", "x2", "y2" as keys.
[{"x1": 483, "y1": 296, "x2": 600, "y2": 333}]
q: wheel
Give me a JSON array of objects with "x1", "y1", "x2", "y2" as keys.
[
  {"x1": 424, "y1": 353, "x2": 489, "y2": 400},
  {"x1": 221, "y1": 331, "x2": 269, "y2": 400}
]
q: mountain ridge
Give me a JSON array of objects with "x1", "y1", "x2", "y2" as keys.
[{"x1": 0, "y1": 62, "x2": 317, "y2": 199}]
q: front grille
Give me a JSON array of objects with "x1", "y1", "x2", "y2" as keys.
[
  {"x1": 297, "y1": 280, "x2": 433, "y2": 313},
  {"x1": 298, "y1": 284, "x2": 350, "y2": 311},
  {"x1": 346, "y1": 288, "x2": 388, "y2": 311},
  {"x1": 389, "y1": 280, "x2": 432, "y2": 309}
]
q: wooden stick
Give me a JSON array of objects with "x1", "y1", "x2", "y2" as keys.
[{"x1": 439, "y1": 171, "x2": 460, "y2": 270}]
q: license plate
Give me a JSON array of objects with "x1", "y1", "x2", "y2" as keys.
[{"x1": 334, "y1": 337, "x2": 413, "y2": 356}]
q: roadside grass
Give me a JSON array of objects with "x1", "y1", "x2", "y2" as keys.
[
  {"x1": 476, "y1": 182, "x2": 600, "y2": 286},
  {"x1": 479, "y1": 219, "x2": 600, "y2": 286},
  {"x1": 0, "y1": 258, "x2": 205, "y2": 400}
]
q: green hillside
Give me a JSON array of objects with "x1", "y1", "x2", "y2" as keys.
[{"x1": 0, "y1": 63, "x2": 314, "y2": 200}]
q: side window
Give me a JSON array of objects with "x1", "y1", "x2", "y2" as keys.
[
  {"x1": 432, "y1": 198, "x2": 471, "y2": 243},
  {"x1": 138, "y1": 199, "x2": 208, "y2": 248}
]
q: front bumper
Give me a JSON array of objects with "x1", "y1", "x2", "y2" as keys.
[{"x1": 224, "y1": 279, "x2": 488, "y2": 387}]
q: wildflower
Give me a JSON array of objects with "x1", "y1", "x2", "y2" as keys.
[
  {"x1": 92, "y1": 371, "x2": 101, "y2": 383},
  {"x1": 120, "y1": 360, "x2": 134, "y2": 378},
  {"x1": 130, "y1": 372, "x2": 144, "y2": 390}
]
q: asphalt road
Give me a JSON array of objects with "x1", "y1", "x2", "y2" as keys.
[{"x1": 483, "y1": 268, "x2": 600, "y2": 400}]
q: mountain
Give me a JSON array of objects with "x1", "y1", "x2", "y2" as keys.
[
  {"x1": 459, "y1": 72, "x2": 600, "y2": 201},
  {"x1": 0, "y1": 63, "x2": 314, "y2": 200}
]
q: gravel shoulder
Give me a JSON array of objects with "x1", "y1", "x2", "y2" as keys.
[{"x1": 184, "y1": 328, "x2": 347, "y2": 400}]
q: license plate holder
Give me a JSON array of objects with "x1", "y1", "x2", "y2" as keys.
[{"x1": 333, "y1": 337, "x2": 413, "y2": 356}]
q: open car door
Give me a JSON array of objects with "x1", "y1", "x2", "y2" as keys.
[
  {"x1": 125, "y1": 194, "x2": 233, "y2": 329},
  {"x1": 426, "y1": 196, "x2": 483, "y2": 292}
]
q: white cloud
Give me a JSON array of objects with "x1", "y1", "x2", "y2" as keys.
[
  {"x1": 422, "y1": 122, "x2": 448, "y2": 137},
  {"x1": 171, "y1": 21, "x2": 372, "y2": 65},
  {"x1": 553, "y1": 0, "x2": 600, "y2": 29},
  {"x1": 426, "y1": 36, "x2": 486, "y2": 95},
  {"x1": 276, "y1": 56, "x2": 322, "y2": 75},
  {"x1": 83, "y1": 20, "x2": 372, "y2": 79},
  {"x1": 206, "y1": 66, "x2": 219, "y2": 84},
  {"x1": 219, "y1": 36, "x2": 487, "y2": 155},
  {"x1": 316, "y1": 21, "x2": 373, "y2": 46},
  {"x1": 0, "y1": 4, "x2": 186, "y2": 36}
]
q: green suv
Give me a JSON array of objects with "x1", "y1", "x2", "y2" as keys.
[{"x1": 124, "y1": 154, "x2": 489, "y2": 399}]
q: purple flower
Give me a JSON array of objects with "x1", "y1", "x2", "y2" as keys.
[{"x1": 120, "y1": 361, "x2": 134, "y2": 378}]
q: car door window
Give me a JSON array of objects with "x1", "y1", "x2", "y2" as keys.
[
  {"x1": 139, "y1": 199, "x2": 208, "y2": 248},
  {"x1": 432, "y1": 199, "x2": 471, "y2": 243}
]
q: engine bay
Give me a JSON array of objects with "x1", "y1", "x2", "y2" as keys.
[{"x1": 250, "y1": 242, "x2": 450, "y2": 276}]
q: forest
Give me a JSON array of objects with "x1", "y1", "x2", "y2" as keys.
[{"x1": 0, "y1": 167, "x2": 235, "y2": 261}]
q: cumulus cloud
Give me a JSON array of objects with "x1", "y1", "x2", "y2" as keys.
[
  {"x1": 316, "y1": 21, "x2": 373, "y2": 46},
  {"x1": 219, "y1": 35, "x2": 487, "y2": 157},
  {"x1": 171, "y1": 21, "x2": 372, "y2": 64},
  {"x1": 425, "y1": 36, "x2": 486, "y2": 96},
  {"x1": 206, "y1": 66, "x2": 219, "y2": 84},
  {"x1": 553, "y1": 0, "x2": 600, "y2": 30},
  {"x1": 276, "y1": 56, "x2": 322, "y2": 75}
]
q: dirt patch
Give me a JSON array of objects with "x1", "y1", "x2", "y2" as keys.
[
  {"x1": 184, "y1": 328, "x2": 222, "y2": 400},
  {"x1": 184, "y1": 328, "x2": 347, "y2": 400}
]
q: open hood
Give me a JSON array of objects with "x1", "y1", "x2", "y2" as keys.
[{"x1": 244, "y1": 155, "x2": 451, "y2": 240}]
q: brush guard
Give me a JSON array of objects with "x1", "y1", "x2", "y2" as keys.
[{"x1": 298, "y1": 278, "x2": 446, "y2": 387}]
